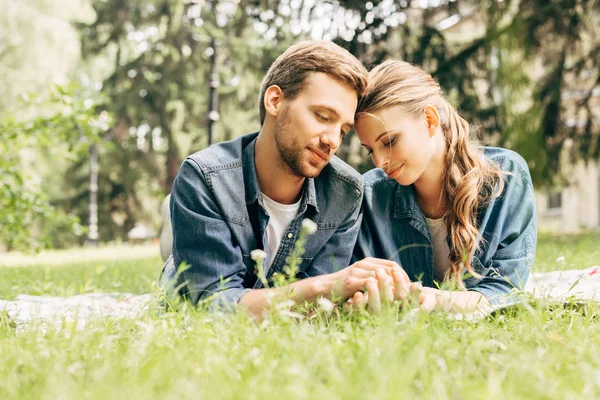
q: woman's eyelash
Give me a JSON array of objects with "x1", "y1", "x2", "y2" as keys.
[{"x1": 383, "y1": 137, "x2": 397, "y2": 147}]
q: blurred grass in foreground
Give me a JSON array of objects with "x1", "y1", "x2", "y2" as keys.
[{"x1": 0, "y1": 233, "x2": 599, "y2": 399}]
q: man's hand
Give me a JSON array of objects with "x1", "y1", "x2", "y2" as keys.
[
  {"x1": 341, "y1": 261, "x2": 418, "y2": 314},
  {"x1": 241, "y1": 257, "x2": 413, "y2": 320},
  {"x1": 312, "y1": 257, "x2": 410, "y2": 302},
  {"x1": 343, "y1": 281, "x2": 424, "y2": 314}
]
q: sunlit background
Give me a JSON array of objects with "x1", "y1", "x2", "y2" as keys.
[{"x1": 1, "y1": 0, "x2": 598, "y2": 252}]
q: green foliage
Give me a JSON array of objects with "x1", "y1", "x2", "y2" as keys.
[
  {"x1": 3, "y1": 0, "x2": 599, "y2": 249},
  {"x1": 0, "y1": 84, "x2": 110, "y2": 251},
  {"x1": 0, "y1": 114, "x2": 74, "y2": 251},
  {"x1": 0, "y1": 234, "x2": 600, "y2": 399}
]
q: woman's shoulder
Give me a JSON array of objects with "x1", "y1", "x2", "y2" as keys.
[{"x1": 482, "y1": 147, "x2": 532, "y2": 184}]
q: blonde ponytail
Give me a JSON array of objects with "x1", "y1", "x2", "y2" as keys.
[{"x1": 357, "y1": 60, "x2": 504, "y2": 285}]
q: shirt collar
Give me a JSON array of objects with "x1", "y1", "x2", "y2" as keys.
[
  {"x1": 242, "y1": 133, "x2": 319, "y2": 214},
  {"x1": 242, "y1": 133, "x2": 261, "y2": 206},
  {"x1": 393, "y1": 184, "x2": 421, "y2": 219}
]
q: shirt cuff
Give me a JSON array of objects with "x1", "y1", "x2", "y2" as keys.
[
  {"x1": 207, "y1": 287, "x2": 253, "y2": 312},
  {"x1": 468, "y1": 286, "x2": 523, "y2": 307}
]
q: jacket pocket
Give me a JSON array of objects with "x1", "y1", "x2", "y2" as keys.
[{"x1": 463, "y1": 256, "x2": 490, "y2": 288}]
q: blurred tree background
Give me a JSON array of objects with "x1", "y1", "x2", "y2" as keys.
[{"x1": 1, "y1": 0, "x2": 598, "y2": 251}]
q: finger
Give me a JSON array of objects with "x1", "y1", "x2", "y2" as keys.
[
  {"x1": 353, "y1": 291, "x2": 367, "y2": 310},
  {"x1": 343, "y1": 296, "x2": 354, "y2": 312},
  {"x1": 344, "y1": 291, "x2": 365, "y2": 312},
  {"x1": 366, "y1": 278, "x2": 381, "y2": 314},
  {"x1": 349, "y1": 263, "x2": 392, "y2": 277},
  {"x1": 393, "y1": 265, "x2": 410, "y2": 284},
  {"x1": 376, "y1": 269, "x2": 394, "y2": 303},
  {"x1": 362, "y1": 257, "x2": 403, "y2": 269},
  {"x1": 339, "y1": 276, "x2": 375, "y2": 300},
  {"x1": 419, "y1": 291, "x2": 437, "y2": 312},
  {"x1": 410, "y1": 282, "x2": 424, "y2": 293},
  {"x1": 392, "y1": 268, "x2": 411, "y2": 300},
  {"x1": 350, "y1": 258, "x2": 402, "y2": 275}
]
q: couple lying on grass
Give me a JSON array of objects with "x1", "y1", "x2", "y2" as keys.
[{"x1": 160, "y1": 40, "x2": 537, "y2": 319}]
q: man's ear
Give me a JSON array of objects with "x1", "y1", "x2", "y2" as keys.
[
  {"x1": 423, "y1": 105, "x2": 440, "y2": 138},
  {"x1": 264, "y1": 85, "x2": 285, "y2": 118}
]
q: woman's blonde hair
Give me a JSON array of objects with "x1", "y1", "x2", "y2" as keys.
[{"x1": 357, "y1": 60, "x2": 504, "y2": 285}]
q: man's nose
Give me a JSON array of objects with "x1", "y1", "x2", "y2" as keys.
[{"x1": 320, "y1": 126, "x2": 343, "y2": 151}]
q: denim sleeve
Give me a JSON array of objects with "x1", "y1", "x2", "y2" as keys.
[
  {"x1": 171, "y1": 159, "x2": 251, "y2": 310},
  {"x1": 305, "y1": 192, "x2": 363, "y2": 276},
  {"x1": 468, "y1": 164, "x2": 537, "y2": 306},
  {"x1": 352, "y1": 186, "x2": 378, "y2": 264}
]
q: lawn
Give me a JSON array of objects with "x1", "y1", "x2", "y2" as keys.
[{"x1": 0, "y1": 234, "x2": 599, "y2": 399}]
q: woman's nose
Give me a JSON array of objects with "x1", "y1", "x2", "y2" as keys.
[{"x1": 372, "y1": 150, "x2": 387, "y2": 169}]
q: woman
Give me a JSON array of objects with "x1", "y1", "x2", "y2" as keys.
[{"x1": 351, "y1": 60, "x2": 537, "y2": 313}]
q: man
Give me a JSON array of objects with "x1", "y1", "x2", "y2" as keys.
[{"x1": 161, "y1": 41, "x2": 409, "y2": 318}]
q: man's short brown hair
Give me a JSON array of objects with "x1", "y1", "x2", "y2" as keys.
[{"x1": 258, "y1": 40, "x2": 368, "y2": 124}]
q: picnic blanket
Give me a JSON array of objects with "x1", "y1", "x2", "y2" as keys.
[
  {"x1": 0, "y1": 293, "x2": 154, "y2": 330},
  {"x1": 525, "y1": 266, "x2": 600, "y2": 301},
  {"x1": 1, "y1": 267, "x2": 599, "y2": 329}
]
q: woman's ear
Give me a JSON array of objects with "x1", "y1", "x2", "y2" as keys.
[
  {"x1": 423, "y1": 105, "x2": 440, "y2": 138},
  {"x1": 264, "y1": 85, "x2": 285, "y2": 118}
]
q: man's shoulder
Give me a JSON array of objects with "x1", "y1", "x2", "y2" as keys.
[
  {"x1": 186, "y1": 132, "x2": 258, "y2": 172},
  {"x1": 362, "y1": 168, "x2": 401, "y2": 194},
  {"x1": 320, "y1": 156, "x2": 363, "y2": 192}
]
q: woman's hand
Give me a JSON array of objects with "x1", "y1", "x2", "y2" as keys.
[
  {"x1": 310, "y1": 257, "x2": 410, "y2": 302},
  {"x1": 416, "y1": 286, "x2": 439, "y2": 312},
  {"x1": 414, "y1": 286, "x2": 492, "y2": 313},
  {"x1": 344, "y1": 278, "x2": 422, "y2": 314}
]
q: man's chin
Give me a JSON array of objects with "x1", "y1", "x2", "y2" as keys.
[
  {"x1": 293, "y1": 161, "x2": 325, "y2": 179},
  {"x1": 305, "y1": 159, "x2": 329, "y2": 177}
]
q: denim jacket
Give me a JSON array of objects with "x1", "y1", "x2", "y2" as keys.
[
  {"x1": 354, "y1": 147, "x2": 537, "y2": 305},
  {"x1": 163, "y1": 132, "x2": 363, "y2": 308}
]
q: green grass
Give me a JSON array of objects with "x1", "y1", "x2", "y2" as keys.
[
  {"x1": 536, "y1": 231, "x2": 600, "y2": 272},
  {"x1": 0, "y1": 257, "x2": 160, "y2": 300},
  {"x1": 0, "y1": 233, "x2": 599, "y2": 399}
]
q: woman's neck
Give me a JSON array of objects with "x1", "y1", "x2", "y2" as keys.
[
  {"x1": 414, "y1": 173, "x2": 446, "y2": 219},
  {"x1": 414, "y1": 137, "x2": 447, "y2": 219}
]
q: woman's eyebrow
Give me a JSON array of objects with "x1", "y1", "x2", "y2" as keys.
[{"x1": 375, "y1": 130, "x2": 401, "y2": 142}]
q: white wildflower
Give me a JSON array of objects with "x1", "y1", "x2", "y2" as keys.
[
  {"x1": 251, "y1": 249, "x2": 267, "y2": 262},
  {"x1": 317, "y1": 297, "x2": 335, "y2": 313},
  {"x1": 556, "y1": 256, "x2": 565, "y2": 263},
  {"x1": 248, "y1": 347, "x2": 261, "y2": 358},
  {"x1": 487, "y1": 339, "x2": 508, "y2": 352},
  {"x1": 275, "y1": 299, "x2": 297, "y2": 310},
  {"x1": 67, "y1": 362, "x2": 84, "y2": 375},
  {"x1": 301, "y1": 218, "x2": 317, "y2": 234}
]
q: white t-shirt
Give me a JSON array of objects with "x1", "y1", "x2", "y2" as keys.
[
  {"x1": 425, "y1": 216, "x2": 451, "y2": 282},
  {"x1": 261, "y1": 193, "x2": 302, "y2": 268}
]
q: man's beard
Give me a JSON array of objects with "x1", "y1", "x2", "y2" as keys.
[{"x1": 274, "y1": 108, "x2": 327, "y2": 179}]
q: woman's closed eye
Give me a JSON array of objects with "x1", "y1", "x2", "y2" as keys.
[{"x1": 382, "y1": 136, "x2": 398, "y2": 147}]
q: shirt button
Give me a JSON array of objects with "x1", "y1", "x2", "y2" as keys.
[{"x1": 287, "y1": 233, "x2": 293, "y2": 239}]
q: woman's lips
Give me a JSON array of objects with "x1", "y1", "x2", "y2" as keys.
[{"x1": 386, "y1": 164, "x2": 403, "y2": 179}]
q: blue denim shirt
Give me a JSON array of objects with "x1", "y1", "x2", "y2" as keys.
[
  {"x1": 353, "y1": 147, "x2": 537, "y2": 305},
  {"x1": 163, "y1": 132, "x2": 363, "y2": 308}
]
